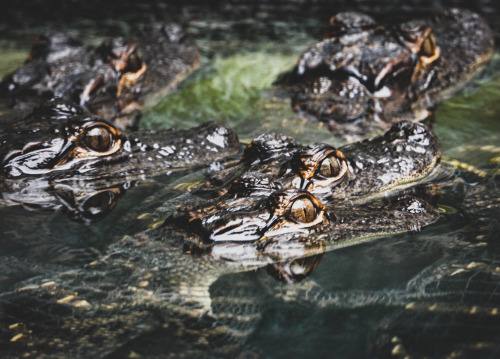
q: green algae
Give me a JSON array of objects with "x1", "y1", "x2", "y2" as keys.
[
  {"x1": 0, "y1": 50, "x2": 26, "y2": 78},
  {"x1": 143, "y1": 52, "x2": 296, "y2": 129},
  {"x1": 434, "y1": 54, "x2": 500, "y2": 168}
]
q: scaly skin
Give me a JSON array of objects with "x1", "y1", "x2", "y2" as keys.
[
  {"x1": 0, "y1": 100, "x2": 240, "y2": 222},
  {"x1": 0, "y1": 23, "x2": 201, "y2": 129},
  {"x1": 278, "y1": 8, "x2": 494, "y2": 139},
  {"x1": 0, "y1": 121, "x2": 445, "y2": 358},
  {"x1": 0, "y1": 100, "x2": 240, "y2": 181},
  {"x1": 198, "y1": 121, "x2": 441, "y2": 205}
]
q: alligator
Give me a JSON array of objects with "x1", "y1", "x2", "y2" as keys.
[
  {"x1": 277, "y1": 8, "x2": 494, "y2": 139},
  {"x1": 0, "y1": 121, "x2": 444, "y2": 358},
  {"x1": 196, "y1": 120, "x2": 441, "y2": 204},
  {"x1": 0, "y1": 100, "x2": 240, "y2": 180},
  {"x1": 0, "y1": 100, "x2": 240, "y2": 221},
  {"x1": 0, "y1": 23, "x2": 201, "y2": 129}
]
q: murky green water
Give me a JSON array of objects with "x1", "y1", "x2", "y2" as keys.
[{"x1": 0, "y1": 1, "x2": 499, "y2": 358}]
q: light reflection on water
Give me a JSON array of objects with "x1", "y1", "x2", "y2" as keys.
[{"x1": 0, "y1": 1, "x2": 499, "y2": 358}]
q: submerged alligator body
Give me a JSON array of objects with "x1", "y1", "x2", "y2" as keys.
[
  {"x1": 0, "y1": 122, "x2": 445, "y2": 358},
  {"x1": 278, "y1": 8, "x2": 494, "y2": 138},
  {"x1": 2, "y1": 173, "x2": 499, "y2": 358},
  {"x1": 0, "y1": 191, "x2": 440, "y2": 359},
  {"x1": 0, "y1": 23, "x2": 201, "y2": 129}
]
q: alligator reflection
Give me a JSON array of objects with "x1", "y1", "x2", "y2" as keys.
[
  {"x1": 1, "y1": 177, "x2": 133, "y2": 224},
  {"x1": 266, "y1": 254, "x2": 325, "y2": 284}
]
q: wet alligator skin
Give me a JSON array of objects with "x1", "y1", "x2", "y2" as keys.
[
  {"x1": 0, "y1": 123, "x2": 443, "y2": 358},
  {"x1": 197, "y1": 120, "x2": 441, "y2": 206},
  {"x1": 0, "y1": 100, "x2": 240, "y2": 181},
  {"x1": 278, "y1": 8, "x2": 494, "y2": 139},
  {"x1": 167, "y1": 121, "x2": 441, "y2": 244},
  {"x1": 0, "y1": 8, "x2": 496, "y2": 358},
  {"x1": 0, "y1": 23, "x2": 201, "y2": 130},
  {"x1": 0, "y1": 99, "x2": 240, "y2": 226}
]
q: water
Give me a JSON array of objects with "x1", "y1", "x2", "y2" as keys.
[{"x1": 0, "y1": 1, "x2": 499, "y2": 358}]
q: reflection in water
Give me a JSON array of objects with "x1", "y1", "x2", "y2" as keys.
[
  {"x1": 266, "y1": 253, "x2": 325, "y2": 284},
  {"x1": 71, "y1": 186, "x2": 124, "y2": 222},
  {"x1": 0, "y1": 184, "x2": 441, "y2": 358},
  {"x1": 1, "y1": 179, "x2": 132, "y2": 223},
  {"x1": 0, "y1": 1, "x2": 499, "y2": 358}
]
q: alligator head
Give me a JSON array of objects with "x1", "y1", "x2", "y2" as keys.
[
  {"x1": 199, "y1": 120, "x2": 441, "y2": 203},
  {"x1": 278, "y1": 8, "x2": 494, "y2": 138},
  {"x1": 0, "y1": 100, "x2": 240, "y2": 180},
  {"x1": 0, "y1": 23, "x2": 201, "y2": 129},
  {"x1": 167, "y1": 121, "x2": 442, "y2": 247},
  {"x1": 0, "y1": 100, "x2": 240, "y2": 221}
]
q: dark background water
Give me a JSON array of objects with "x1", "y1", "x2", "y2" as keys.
[{"x1": 0, "y1": 1, "x2": 499, "y2": 358}]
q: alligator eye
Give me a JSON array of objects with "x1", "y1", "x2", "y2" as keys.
[
  {"x1": 420, "y1": 33, "x2": 437, "y2": 58},
  {"x1": 289, "y1": 196, "x2": 318, "y2": 223},
  {"x1": 83, "y1": 126, "x2": 114, "y2": 152},
  {"x1": 318, "y1": 155, "x2": 341, "y2": 178},
  {"x1": 124, "y1": 48, "x2": 143, "y2": 74},
  {"x1": 295, "y1": 147, "x2": 348, "y2": 190},
  {"x1": 417, "y1": 32, "x2": 439, "y2": 68}
]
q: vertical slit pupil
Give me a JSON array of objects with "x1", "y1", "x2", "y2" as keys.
[
  {"x1": 290, "y1": 198, "x2": 317, "y2": 223},
  {"x1": 421, "y1": 34, "x2": 436, "y2": 58},
  {"x1": 84, "y1": 126, "x2": 113, "y2": 152},
  {"x1": 319, "y1": 156, "x2": 341, "y2": 177}
]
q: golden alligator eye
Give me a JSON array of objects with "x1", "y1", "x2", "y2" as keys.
[
  {"x1": 83, "y1": 126, "x2": 113, "y2": 152},
  {"x1": 124, "y1": 48, "x2": 143, "y2": 74},
  {"x1": 420, "y1": 34, "x2": 437, "y2": 58},
  {"x1": 417, "y1": 33, "x2": 440, "y2": 68},
  {"x1": 318, "y1": 155, "x2": 341, "y2": 178},
  {"x1": 289, "y1": 196, "x2": 318, "y2": 224}
]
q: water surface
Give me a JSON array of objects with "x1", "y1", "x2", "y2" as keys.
[{"x1": 0, "y1": 1, "x2": 499, "y2": 358}]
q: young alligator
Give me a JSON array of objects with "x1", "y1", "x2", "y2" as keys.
[
  {"x1": 198, "y1": 120, "x2": 441, "y2": 203},
  {"x1": 0, "y1": 122, "x2": 443, "y2": 358},
  {"x1": 278, "y1": 8, "x2": 494, "y2": 139},
  {"x1": 0, "y1": 23, "x2": 201, "y2": 129},
  {"x1": 0, "y1": 100, "x2": 240, "y2": 220}
]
